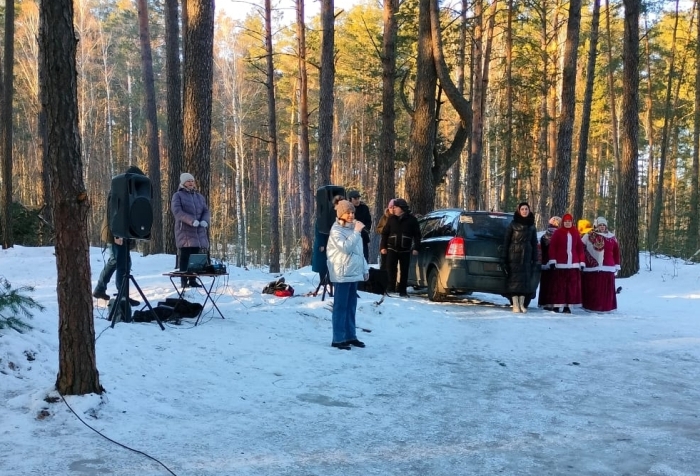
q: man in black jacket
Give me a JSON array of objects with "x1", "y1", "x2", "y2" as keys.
[
  {"x1": 349, "y1": 190, "x2": 372, "y2": 261},
  {"x1": 379, "y1": 198, "x2": 421, "y2": 296}
]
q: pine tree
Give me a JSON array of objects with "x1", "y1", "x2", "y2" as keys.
[{"x1": 0, "y1": 277, "x2": 44, "y2": 334}]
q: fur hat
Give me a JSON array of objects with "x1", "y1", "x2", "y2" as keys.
[
  {"x1": 595, "y1": 216, "x2": 608, "y2": 227},
  {"x1": 548, "y1": 216, "x2": 562, "y2": 227},
  {"x1": 562, "y1": 213, "x2": 573, "y2": 223},
  {"x1": 393, "y1": 198, "x2": 409, "y2": 211},
  {"x1": 335, "y1": 200, "x2": 355, "y2": 218},
  {"x1": 180, "y1": 173, "x2": 195, "y2": 186}
]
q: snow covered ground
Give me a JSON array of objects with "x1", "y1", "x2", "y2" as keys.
[{"x1": 1, "y1": 246, "x2": 699, "y2": 475}]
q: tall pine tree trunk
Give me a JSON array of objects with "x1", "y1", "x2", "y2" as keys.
[
  {"x1": 164, "y1": 0, "x2": 182, "y2": 256},
  {"x1": 296, "y1": 0, "x2": 312, "y2": 267},
  {"x1": 265, "y1": 0, "x2": 280, "y2": 273},
  {"x1": 316, "y1": 0, "x2": 335, "y2": 188},
  {"x1": 689, "y1": 0, "x2": 700, "y2": 257},
  {"x1": 137, "y1": 0, "x2": 163, "y2": 254},
  {"x1": 41, "y1": 0, "x2": 102, "y2": 396},
  {"x1": 618, "y1": 0, "x2": 640, "y2": 278},
  {"x1": 551, "y1": 0, "x2": 582, "y2": 216},
  {"x1": 1, "y1": 0, "x2": 14, "y2": 249}
]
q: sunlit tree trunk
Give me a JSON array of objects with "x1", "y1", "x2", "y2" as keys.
[
  {"x1": 648, "y1": 0, "x2": 680, "y2": 251},
  {"x1": 1, "y1": 0, "x2": 15, "y2": 249},
  {"x1": 573, "y1": 0, "x2": 600, "y2": 221},
  {"x1": 317, "y1": 0, "x2": 335, "y2": 188},
  {"x1": 296, "y1": 0, "x2": 312, "y2": 267},
  {"x1": 618, "y1": 0, "x2": 640, "y2": 278},
  {"x1": 689, "y1": 0, "x2": 700, "y2": 257},
  {"x1": 137, "y1": 0, "x2": 163, "y2": 253},
  {"x1": 183, "y1": 0, "x2": 214, "y2": 201},
  {"x1": 41, "y1": 0, "x2": 102, "y2": 396},
  {"x1": 264, "y1": 0, "x2": 280, "y2": 273},
  {"x1": 551, "y1": 0, "x2": 582, "y2": 216},
  {"x1": 502, "y1": 0, "x2": 514, "y2": 212},
  {"x1": 164, "y1": 0, "x2": 183, "y2": 255}
]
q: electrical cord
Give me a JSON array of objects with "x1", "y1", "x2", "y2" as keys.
[{"x1": 59, "y1": 393, "x2": 177, "y2": 476}]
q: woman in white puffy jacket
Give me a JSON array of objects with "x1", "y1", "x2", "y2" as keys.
[{"x1": 326, "y1": 200, "x2": 370, "y2": 350}]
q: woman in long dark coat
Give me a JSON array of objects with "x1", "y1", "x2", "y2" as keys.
[{"x1": 502, "y1": 202, "x2": 539, "y2": 313}]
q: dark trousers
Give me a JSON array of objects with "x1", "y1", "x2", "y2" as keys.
[
  {"x1": 386, "y1": 250, "x2": 410, "y2": 294},
  {"x1": 113, "y1": 242, "x2": 131, "y2": 293},
  {"x1": 179, "y1": 247, "x2": 200, "y2": 286}
]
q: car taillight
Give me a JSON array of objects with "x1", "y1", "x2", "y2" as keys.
[{"x1": 446, "y1": 237, "x2": 466, "y2": 259}]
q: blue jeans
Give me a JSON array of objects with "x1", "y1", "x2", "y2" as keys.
[{"x1": 332, "y1": 282, "x2": 358, "y2": 344}]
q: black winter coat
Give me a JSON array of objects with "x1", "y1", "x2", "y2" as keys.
[
  {"x1": 353, "y1": 202, "x2": 372, "y2": 244},
  {"x1": 502, "y1": 211, "x2": 539, "y2": 295},
  {"x1": 380, "y1": 212, "x2": 421, "y2": 252}
]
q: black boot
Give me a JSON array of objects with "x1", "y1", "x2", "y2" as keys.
[{"x1": 563, "y1": 306, "x2": 571, "y2": 314}]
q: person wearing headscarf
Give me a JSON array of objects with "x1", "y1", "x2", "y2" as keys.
[
  {"x1": 581, "y1": 216, "x2": 620, "y2": 312},
  {"x1": 548, "y1": 213, "x2": 585, "y2": 313},
  {"x1": 171, "y1": 173, "x2": 211, "y2": 289},
  {"x1": 537, "y1": 215, "x2": 561, "y2": 311},
  {"x1": 326, "y1": 200, "x2": 370, "y2": 350},
  {"x1": 379, "y1": 198, "x2": 421, "y2": 297},
  {"x1": 375, "y1": 199, "x2": 395, "y2": 270},
  {"x1": 502, "y1": 201, "x2": 539, "y2": 313}
]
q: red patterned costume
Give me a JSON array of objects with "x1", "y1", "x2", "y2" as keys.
[
  {"x1": 548, "y1": 214, "x2": 585, "y2": 309},
  {"x1": 581, "y1": 217, "x2": 620, "y2": 312}
]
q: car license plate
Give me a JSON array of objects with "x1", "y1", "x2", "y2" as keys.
[{"x1": 483, "y1": 262, "x2": 501, "y2": 272}]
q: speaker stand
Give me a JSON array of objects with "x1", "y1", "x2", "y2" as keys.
[{"x1": 312, "y1": 272, "x2": 333, "y2": 301}]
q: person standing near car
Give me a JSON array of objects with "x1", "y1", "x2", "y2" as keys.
[
  {"x1": 380, "y1": 198, "x2": 421, "y2": 297},
  {"x1": 375, "y1": 199, "x2": 395, "y2": 270},
  {"x1": 348, "y1": 190, "x2": 372, "y2": 262},
  {"x1": 547, "y1": 213, "x2": 585, "y2": 313},
  {"x1": 537, "y1": 215, "x2": 561, "y2": 311},
  {"x1": 502, "y1": 202, "x2": 539, "y2": 313},
  {"x1": 326, "y1": 200, "x2": 370, "y2": 350}
]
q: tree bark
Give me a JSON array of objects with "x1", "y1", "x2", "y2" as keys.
[
  {"x1": 1, "y1": 0, "x2": 15, "y2": 249},
  {"x1": 137, "y1": 0, "x2": 163, "y2": 254},
  {"x1": 164, "y1": 0, "x2": 183, "y2": 256},
  {"x1": 551, "y1": 0, "x2": 582, "y2": 216},
  {"x1": 296, "y1": 0, "x2": 312, "y2": 267},
  {"x1": 689, "y1": 0, "x2": 700, "y2": 257},
  {"x1": 573, "y1": 0, "x2": 600, "y2": 221},
  {"x1": 316, "y1": 0, "x2": 335, "y2": 188},
  {"x1": 183, "y1": 0, "x2": 214, "y2": 203},
  {"x1": 618, "y1": 0, "x2": 640, "y2": 278},
  {"x1": 40, "y1": 0, "x2": 102, "y2": 396},
  {"x1": 265, "y1": 0, "x2": 281, "y2": 273}
]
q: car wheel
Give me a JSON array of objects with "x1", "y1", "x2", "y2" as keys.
[{"x1": 427, "y1": 269, "x2": 446, "y2": 302}]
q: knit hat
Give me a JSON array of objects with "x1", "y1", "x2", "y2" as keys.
[
  {"x1": 180, "y1": 173, "x2": 195, "y2": 186},
  {"x1": 393, "y1": 198, "x2": 409, "y2": 211},
  {"x1": 562, "y1": 213, "x2": 573, "y2": 223},
  {"x1": 595, "y1": 216, "x2": 608, "y2": 227},
  {"x1": 548, "y1": 216, "x2": 562, "y2": 227},
  {"x1": 335, "y1": 200, "x2": 355, "y2": 218}
]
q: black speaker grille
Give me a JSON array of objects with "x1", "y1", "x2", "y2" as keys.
[{"x1": 130, "y1": 197, "x2": 153, "y2": 238}]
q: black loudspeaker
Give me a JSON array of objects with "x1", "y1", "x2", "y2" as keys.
[
  {"x1": 109, "y1": 172, "x2": 153, "y2": 239},
  {"x1": 316, "y1": 185, "x2": 345, "y2": 234}
]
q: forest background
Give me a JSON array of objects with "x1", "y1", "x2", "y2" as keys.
[{"x1": 0, "y1": 0, "x2": 697, "y2": 274}]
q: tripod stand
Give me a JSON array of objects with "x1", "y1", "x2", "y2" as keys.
[
  {"x1": 108, "y1": 239, "x2": 164, "y2": 330},
  {"x1": 312, "y1": 272, "x2": 334, "y2": 301}
]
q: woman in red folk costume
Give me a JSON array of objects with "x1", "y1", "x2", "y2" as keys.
[
  {"x1": 538, "y1": 216, "x2": 561, "y2": 311},
  {"x1": 581, "y1": 216, "x2": 620, "y2": 312},
  {"x1": 547, "y1": 213, "x2": 585, "y2": 313}
]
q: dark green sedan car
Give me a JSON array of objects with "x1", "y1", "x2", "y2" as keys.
[{"x1": 407, "y1": 209, "x2": 541, "y2": 306}]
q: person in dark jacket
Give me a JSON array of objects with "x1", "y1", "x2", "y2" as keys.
[
  {"x1": 375, "y1": 199, "x2": 395, "y2": 270},
  {"x1": 171, "y1": 173, "x2": 211, "y2": 288},
  {"x1": 348, "y1": 190, "x2": 372, "y2": 261},
  {"x1": 502, "y1": 201, "x2": 539, "y2": 313},
  {"x1": 379, "y1": 198, "x2": 421, "y2": 297},
  {"x1": 92, "y1": 165, "x2": 143, "y2": 306}
]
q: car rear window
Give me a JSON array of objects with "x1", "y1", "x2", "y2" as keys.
[{"x1": 458, "y1": 214, "x2": 510, "y2": 240}]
